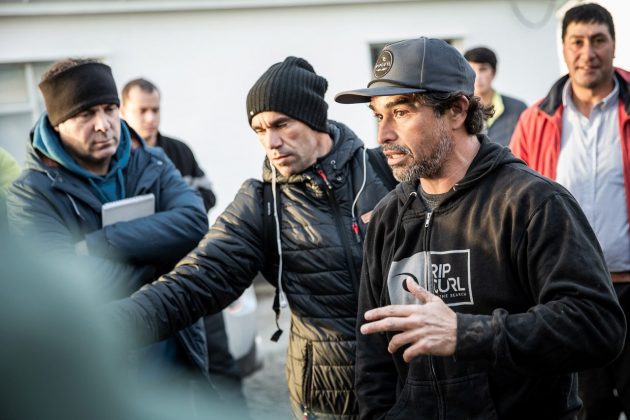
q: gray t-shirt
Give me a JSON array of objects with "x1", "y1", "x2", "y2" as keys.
[{"x1": 419, "y1": 186, "x2": 450, "y2": 212}]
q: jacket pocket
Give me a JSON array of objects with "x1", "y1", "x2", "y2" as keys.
[
  {"x1": 386, "y1": 372, "x2": 498, "y2": 420},
  {"x1": 385, "y1": 377, "x2": 434, "y2": 419}
]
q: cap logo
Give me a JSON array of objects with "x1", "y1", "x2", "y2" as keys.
[{"x1": 373, "y1": 50, "x2": 393, "y2": 79}]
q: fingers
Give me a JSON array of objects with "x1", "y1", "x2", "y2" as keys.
[
  {"x1": 385, "y1": 323, "x2": 445, "y2": 355},
  {"x1": 362, "y1": 286, "x2": 432, "y2": 333},
  {"x1": 382, "y1": 329, "x2": 449, "y2": 362},
  {"x1": 364, "y1": 304, "x2": 416, "y2": 322},
  {"x1": 363, "y1": 282, "x2": 440, "y2": 323},
  {"x1": 405, "y1": 278, "x2": 435, "y2": 303},
  {"x1": 361, "y1": 306, "x2": 431, "y2": 334},
  {"x1": 361, "y1": 315, "x2": 406, "y2": 335},
  {"x1": 402, "y1": 340, "x2": 433, "y2": 363},
  {"x1": 387, "y1": 329, "x2": 420, "y2": 354}
]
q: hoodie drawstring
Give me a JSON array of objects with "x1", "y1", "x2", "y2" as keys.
[
  {"x1": 270, "y1": 164, "x2": 287, "y2": 343},
  {"x1": 350, "y1": 148, "x2": 368, "y2": 243}
]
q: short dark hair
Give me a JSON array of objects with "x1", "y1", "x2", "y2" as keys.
[
  {"x1": 412, "y1": 92, "x2": 494, "y2": 135},
  {"x1": 121, "y1": 78, "x2": 160, "y2": 103},
  {"x1": 463, "y1": 47, "x2": 497, "y2": 72},
  {"x1": 41, "y1": 58, "x2": 100, "y2": 83},
  {"x1": 562, "y1": 3, "x2": 615, "y2": 42}
]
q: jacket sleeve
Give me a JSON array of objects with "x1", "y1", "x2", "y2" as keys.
[
  {"x1": 355, "y1": 203, "x2": 399, "y2": 419},
  {"x1": 84, "y1": 151, "x2": 208, "y2": 266},
  {"x1": 508, "y1": 106, "x2": 534, "y2": 164},
  {"x1": 197, "y1": 184, "x2": 216, "y2": 212},
  {"x1": 455, "y1": 191, "x2": 626, "y2": 375},
  {"x1": 6, "y1": 180, "x2": 155, "y2": 298},
  {"x1": 106, "y1": 179, "x2": 266, "y2": 345}
]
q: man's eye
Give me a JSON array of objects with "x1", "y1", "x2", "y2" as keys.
[
  {"x1": 373, "y1": 114, "x2": 383, "y2": 121},
  {"x1": 394, "y1": 110, "x2": 407, "y2": 117}
]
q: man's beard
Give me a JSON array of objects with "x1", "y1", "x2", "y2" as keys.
[{"x1": 390, "y1": 123, "x2": 454, "y2": 182}]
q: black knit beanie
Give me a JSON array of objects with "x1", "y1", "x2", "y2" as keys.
[
  {"x1": 39, "y1": 62, "x2": 120, "y2": 126},
  {"x1": 246, "y1": 56, "x2": 328, "y2": 133}
]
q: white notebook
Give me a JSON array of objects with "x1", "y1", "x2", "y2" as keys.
[{"x1": 101, "y1": 193, "x2": 155, "y2": 227}]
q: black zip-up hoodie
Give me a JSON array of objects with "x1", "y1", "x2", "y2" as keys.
[{"x1": 356, "y1": 136, "x2": 626, "y2": 420}]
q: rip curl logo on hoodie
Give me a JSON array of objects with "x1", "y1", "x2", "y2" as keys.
[{"x1": 387, "y1": 250, "x2": 473, "y2": 306}]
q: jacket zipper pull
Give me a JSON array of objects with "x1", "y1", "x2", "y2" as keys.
[
  {"x1": 351, "y1": 219, "x2": 361, "y2": 243},
  {"x1": 316, "y1": 168, "x2": 333, "y2": 190},
  {"x1": 425, "y1": 211, "x2": 432, "y2": 228}
]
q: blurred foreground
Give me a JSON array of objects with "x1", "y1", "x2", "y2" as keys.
[{"x1": 0, "y1": 239, "x2": 290, "y2": 420}]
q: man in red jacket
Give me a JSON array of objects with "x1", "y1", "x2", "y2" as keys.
[{"x1": 510, "y1": 4, "x2": 629, "y2": 419}]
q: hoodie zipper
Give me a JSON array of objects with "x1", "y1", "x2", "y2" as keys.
[
  {"x1": 423, "y1": 211, "x2": 445, "y2": 419},
  {"x1": 316, "y1": 167, "x2": 360, "y2": 296}
]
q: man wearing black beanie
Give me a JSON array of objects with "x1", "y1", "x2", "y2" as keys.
[
  {"x1": 6, "y1": 58, "x2": 216, "y2": 412},
  {"x1": 108, "y1": 56, "x2": 397, "y2": 418}
]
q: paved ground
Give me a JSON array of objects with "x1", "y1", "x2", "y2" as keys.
[{"x1": 242, "y1": 281, "x2": 292, "y2": 419}]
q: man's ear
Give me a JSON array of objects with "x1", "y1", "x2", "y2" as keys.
[{"x1": 449, "y1": 96, "x2": 469, "y2": 128}]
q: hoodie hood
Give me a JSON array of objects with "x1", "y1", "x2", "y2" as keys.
[
  {"x1": 261, "y1": 120, "x2": 363, "y2": 184},
  {"x1": 31, "y1": 114, "x2": 131, "y2": 202}
]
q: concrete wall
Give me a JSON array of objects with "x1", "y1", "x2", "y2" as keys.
[{"x1": 1, "y1": 0, "x2": 618, "y2": 221}]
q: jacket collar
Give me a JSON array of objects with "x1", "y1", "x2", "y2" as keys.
[
  {"x1": 539, "y1": 68, "x2": 630, "y2": 117},
  {"x1": 24, "y1": 126, "x2": 154, "y2": 211}
]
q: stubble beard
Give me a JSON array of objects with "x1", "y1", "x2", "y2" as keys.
[
  {"x1": 392, "y1": 123, "x2": 454, "y2": 182},
  {"x1": 574, "y1": 63, "x2": 614, "y2": 91}
]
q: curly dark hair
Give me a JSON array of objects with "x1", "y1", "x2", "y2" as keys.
[{"x1": 411, "y1": 92, "x2": 494, "y2": 135}]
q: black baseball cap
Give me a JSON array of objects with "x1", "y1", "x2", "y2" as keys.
[{"x1": 335, "y1": 37, "x2": 475, "y2": 104}]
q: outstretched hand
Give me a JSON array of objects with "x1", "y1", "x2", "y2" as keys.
[{"x1": 360, "y1": 278, "x2": 457, "y2": 362}]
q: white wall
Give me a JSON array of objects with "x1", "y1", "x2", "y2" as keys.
[{"x1": 0, "y1": 0, "x2": 581, "y2": 221}]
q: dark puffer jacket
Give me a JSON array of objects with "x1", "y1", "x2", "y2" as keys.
[{"x1": 111, "y1": 120, "x2": 392, "y2": 418}]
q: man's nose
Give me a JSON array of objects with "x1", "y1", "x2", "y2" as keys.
[
  {"x1": 583, "y1": 40, "x2": 597, "y2": 60},
  {"x1": 94, "y1": 110, "x2": 111, "y2": 132},
  {"x1": 377, "y1": 119, "x2": 396, "y2": 145},
  {"x1": 145, "y1": 111, "x2": 158, "y2": 123},
  {"x1": 264, "y1": 130, "x2": 282, "y2": 149}
]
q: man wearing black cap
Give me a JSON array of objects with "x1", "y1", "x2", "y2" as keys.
[
  {"x1": 108, "y1": 56, "x2": 394, "y2": 418},
  {"x1": 6, "y1": 59, "x2": 213, "y2": 405},
  {"x1": 335, "y1": 38, "x2": 625, "y2": 419}
]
